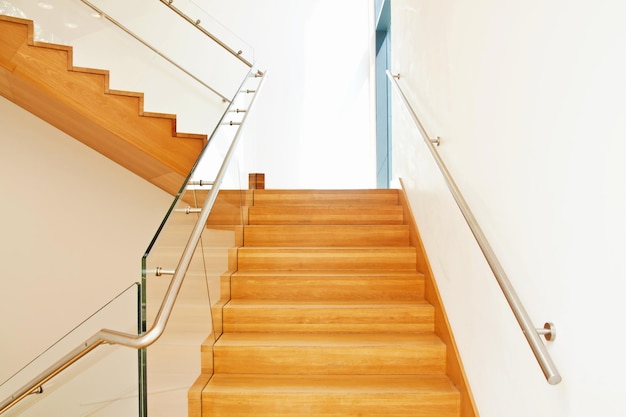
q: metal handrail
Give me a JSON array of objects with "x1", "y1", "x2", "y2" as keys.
[
  {"x1": 158, "y1": 0, "x2": 253, "y2": 68},
  {"x1": 386, "y1": 70, "x2": 562, "y2": 385},
  {"x1": 78, "y1": 0, "x2": 231, "y2": 102},
  {"x1": 0, "y1": 70, "x2": 267, "y2": 414}
]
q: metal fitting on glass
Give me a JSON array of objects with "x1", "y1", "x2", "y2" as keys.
[
  {"x1": 155, "y1": 267, "x2": 175, "y2": 277},
  {"x1": 430, "y1": 136, "x2": 441, "y2": 146},
  {"x1": 174, "y1": 206, "x2": 201, "y2": 214},
  {"x1": 187, "y1": 180, "x2": 214, "y2": 187}
]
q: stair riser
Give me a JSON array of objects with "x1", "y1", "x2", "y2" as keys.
[
  {"x1": 222, "y1": 306, "x2": 434, "y2": 333},
  {"x1": 197, "y1": 186, "x2": 462, "y2": 417},
  {"x1": 248, "y1": 206, "x2": 404, "y2": 225},
  {"x1": 243, "y1": 225, "x2": 409, "y2": 247},
  {"x1": 203, "y1": 393, "x2": 459, "y2": 417},
  {"x1": 252, "y1": 189, "x2": 400, "y2": 207},
  {"x1": 213, "y1": 345, "x2": 446, "y2": 375},
  {"x1": 201, "y1": 190, "x2": 253, "y2": 226},
  {"x1": 230, "y1": 276, "x2": 424, "y2": 301},
  {"x1": 237, "y1": 248, "x2": 417, "y2": 270}
]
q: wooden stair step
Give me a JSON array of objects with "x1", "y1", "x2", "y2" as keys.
[
  {"x1": 243, "y1": 225, "x2": 409, "y2": 247},
  {"x1": 248, "y1": 205, "x2": 404, "y2": 225},
  {"x1": 197, "y1": 190, "x2": 254, "y2": 225},
  {"x1": 202, "y1": 374, "x2": 460, "y2": 417},
  {"x1": 252, "y1": 189, "x2": 400, "y2": 207},
  {"x1": 222, "y1": 300, "x2": 434, "y2": 333},
  {"x1": 213, "y1": 332, "x2": 446, "y2": 375},
  {"x1": 230, "y1": 270, "x2": 425, "y2": 301},
  {"x1": 236, "y1": 247, "x2": 418, "y2": 270}
]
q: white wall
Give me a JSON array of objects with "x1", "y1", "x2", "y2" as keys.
[
  {"x1": 0, "y1": 97, "x2": 172, "y2": 404},
  {"x1": 391, "y1": 1, "x2": 626, "y2": 416},
  {"x1": 193, "y1": 0, "x2": 376, "y2": 189},
  {"x1": 5, "y1": 0, "x2": 376, "y2": 189}
]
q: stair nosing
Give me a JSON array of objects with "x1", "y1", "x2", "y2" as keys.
[{"x1": 214, "y1": 332, "x2": 445, "y2": 347}]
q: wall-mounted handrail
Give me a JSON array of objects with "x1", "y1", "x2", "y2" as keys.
[
  {"x1": 0, "y1": 69, "x2": 267, "y2": 414},
  {"x1": 386, "y1": 70, "x2": 562, "y2": 385}
]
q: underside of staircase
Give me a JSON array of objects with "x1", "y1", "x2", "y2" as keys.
[
  {"x1": 0, "y1": 15, "x2": 206, "y2": 195},
  {"x1": 193, "y1": 189, "x2": 477, "y2": 417}
]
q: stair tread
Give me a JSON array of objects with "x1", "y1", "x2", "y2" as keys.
[
  {"x1": 237, "y1": 246, "x2": 418, "y2": 270},
  {"x1": 243, "y1": 225, "x2": 409, "y2": 234},
  {"x1": 243, "y1": 224, "x2": 409, "y2": 247},
  {"x1": 252, "y1": 190, "x2": 399, "y2": 203},
  {"x1": 239, "y1": 245, "x2": 413, "y2": 248},
  {"x1": 216, "y1": 332, "x2": 444, "y2": 347},
  {"x1": 249, "y1": 204, "x2": 403, "y2": 208},
  {"x1": 225, "y1": 299, "x2": 431, "y2": 308},
  {"x1": 248, "y1": 205, "x2": 404, "y2": 226},
  {"x1": 232, "y1": 270, "x2": 424, "y2": 277},
  {"x1": 204, "y1": 374, "x2": 458, "y2": 394},
  {"x1": 244, "y1": 225, "x2": 407, "y2": 229}
]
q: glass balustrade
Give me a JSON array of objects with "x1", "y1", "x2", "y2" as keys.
[
  {"x1": 0, "y1": 0, "x2": 252, "y2": 134},
  {"x1": 1, "y1": 0, "x2": 260, "y2": 415},
  {"x1": 141, "y1": 154, "x2": 248, "y2": 417},
  {"x1": 140, "y1": 65, "x2": 260, "y2": 417},
  {"x1": 0, "y1": 284, "x2": 141, "y2": 417}
]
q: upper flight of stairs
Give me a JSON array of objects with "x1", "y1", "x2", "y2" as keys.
[
  {"x1": 193, "y1": 189, "x2": 473, "y2": 417},
  {"x1": 0, "y1": 15, "x2": 206, "y2": 195}
]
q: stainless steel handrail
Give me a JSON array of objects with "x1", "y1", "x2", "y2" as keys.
[
  {"x1": 79, "y1": 0, "x2": 231, "y2": 102},
  {"x1": 0, "y1": 70, "x2": 267, "y2": 414},
  {"x1": 386, "y1": 70, "x2": 562, "y2": 385},
  {"x1": 158, "y1": 0, "x2": 253, "y2": 68}
]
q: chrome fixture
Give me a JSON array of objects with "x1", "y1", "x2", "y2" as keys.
[
  {"x1": 174, "y1": 206, "x2": 202, "y2": 214},
  {"x1": 387, "y1": 70, "x2": 561, "y2": 385},
  {"x1": 155, "y1": 267, "x2": 175, "y2": 276},
  {"x1": 187, "y1": 180, "x2": 214, "y2": 187},
  {"x1": 79, "y1": 0, "x2": 231, "y2": 102},
  {"x1": 159, "y1": 0, "x2": 253, "y2": 67}
]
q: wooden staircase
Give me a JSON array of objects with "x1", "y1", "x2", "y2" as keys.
[
  {"x1": 0, "y1": 15, "x2": 206, "y2": 195},
  {"x1": 192, "y1": 189, "x2": 476, "y2": 417}
]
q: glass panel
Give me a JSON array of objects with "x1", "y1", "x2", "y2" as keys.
[
  {"x1": 0, "y1": 284, "x2": 140, "y2": 417},
  {"x1": 0, "y1": 0, "x2": 252, "y2": 134},
  {"x1": 156, "y1": 0, "x2": 254, "y2": 64},
  {"x1": 138, "y1": 63, "x2": 263, "y2": 415},
  {"x1": 142, "y1": 148, "x2": 249, "y2": 416},
  {"x1": 1, "y1": 1, "x2": 258, "y2": 415}
]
